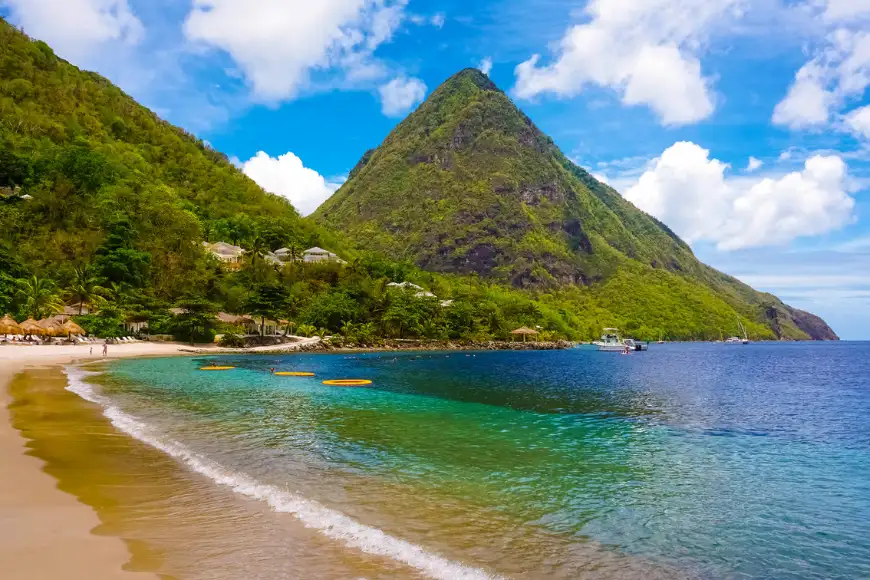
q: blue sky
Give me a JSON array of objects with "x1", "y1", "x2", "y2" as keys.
[{"x1": 2, "y1": 0, "x2": 869, "y2": 339}]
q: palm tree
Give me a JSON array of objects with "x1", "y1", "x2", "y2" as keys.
[
  {"x1": 66, "y1": 265, "x2": 109, "y2": 315},
  {"x1": 286, "y1": 241, "x2": 301, "y2": 262},
  {"x1": 245, "y1": 236, "x2": 269, "y2": 266},
  {"x1": 16, "y1": 275, "x2": 64, "y2": 319}
]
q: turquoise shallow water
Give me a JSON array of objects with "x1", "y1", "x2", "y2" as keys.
[{"x1": 94, "y1": 343, "x2": 870, "y2": 579}]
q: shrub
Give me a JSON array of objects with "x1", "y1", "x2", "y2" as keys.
[{"x1": 218, "y1": 333, "x2": 245, "y2": 348}]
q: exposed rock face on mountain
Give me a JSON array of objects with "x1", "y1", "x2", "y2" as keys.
[
  {"x1": 782, "y1": 307, "x2": 839, "y2": 341},
  {"x1": 315, "y1": 69, "x2": 837, "y2": 340}
]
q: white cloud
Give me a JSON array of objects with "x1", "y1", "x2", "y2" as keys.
[
  {"x1": 241, "y1": 151, "x2": 343, "y2": 216},
  {"x1": 746, "y1": 156, "x2": 763, "y2": 171},
  {"x1": 512, "y1": 0, "x2": 740, "y2": 126},
  {"x1": 183, "y1": 0, "x2": 407, "y2": 102},
  {"x1": 377, "y1": 76, "x2": 427, "y2": 117},
  {"x1": 478, "y1": 57, "x2": 493, "y2": 76},
  {"x1": 431, "y1": 12, "x2": 446, "y2": 28},
  {"x1": 844, "y1": 104, "x2": 870, "y2": 139},
  {"x1": 772, "y1": 62, "x2": 832, "y2": 128},
  {"x1": 773, "y1": 2, "x2": 870, "y2": 133},
  {"x1": 623, "y1": 141, "x2": 855, "y2": 250},
  {"x1": 1, "y1": 0, "x2": 143, "y2": 60},
  {"x1": 823, "y1": 0, "x2": 870, "y2": 22}
]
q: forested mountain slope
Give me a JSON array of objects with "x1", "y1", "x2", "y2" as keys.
[
  {"x1": 0, "y1": 18, "x2": 338, "y2": 301},
  {"x1": 315, "y1": 69, "x2": 837, "y2": 340}
]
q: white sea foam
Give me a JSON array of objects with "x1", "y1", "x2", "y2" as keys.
[{"x1": 64, "y1": 366, "x2": 499, "y2": 580}]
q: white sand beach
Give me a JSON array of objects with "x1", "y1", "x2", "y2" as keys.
[{"x1": 0, "y1": 342, "x2": 189, "y2": 580}]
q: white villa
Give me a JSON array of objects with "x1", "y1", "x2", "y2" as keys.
[
  {"x1": 203, "y1": 241, "x2": 244, "y2": 264},
  {"x1": 301, "y1": 247, "x2": 346, "y2": 264}
]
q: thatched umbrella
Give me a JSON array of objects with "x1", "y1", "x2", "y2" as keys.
[
  {"x1": 19, "y1": 318, "x2": 44, "y2": 337},
  {"x1": 38, "y1": 318, "x2": 64, "y2": 337},
  {"x1": 511, "y1": 326, "x2": 539, "y2": 343},
  {"x1": 62, "y1": 320, "x2": 85, "y2": 338},
  {"x1": 0, "y1": 314, "x2": 22, "y2": 336}
]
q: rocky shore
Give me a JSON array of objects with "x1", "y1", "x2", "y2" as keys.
[
  {"x1": 321, "y1": 338, "x2": 571, "y2": 352},
  {"x1": 255, "y1": 338, "x2": 574, "y2": 355}
]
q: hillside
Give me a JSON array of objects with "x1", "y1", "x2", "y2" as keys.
[
  {"x1": 0, "y1": 19, "x2": 340, "y2": 303},
  {"x1": 315, "y1": 69, "x2": 837, "y2": 340}
]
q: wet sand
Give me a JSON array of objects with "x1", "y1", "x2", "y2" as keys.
[{"x1": 0, "y1": 343, "x2": 187, "y2": 580}]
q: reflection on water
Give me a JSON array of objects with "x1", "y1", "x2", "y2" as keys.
[{"x1": 10, "y1": 343, "x2": 870, "y2": 580}]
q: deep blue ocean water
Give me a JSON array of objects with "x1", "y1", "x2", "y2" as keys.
[{"x1": 97, "y1": 342, "x2": 870, "y2": 579}]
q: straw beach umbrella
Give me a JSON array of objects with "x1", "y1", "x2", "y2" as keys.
[
  {"x1": 511, "y1": 326, "x2": 539, "y2": 343},
  {"x1": 38, "y1": 318, "x2": 64, "y2": 337},
  {"x1": 1, "y1": 314, "x2": 22, "y2": 336},
  {"x1": 18, "y1": 318, "x2": 44, "y2": 337},
  {"x1": 62, "y1": 320, "x2": 85, "y2": 338}
]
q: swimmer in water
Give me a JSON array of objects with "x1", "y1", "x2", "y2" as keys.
[{"x1": 270, "y1": 367, "x2": 276, "y2": 374}]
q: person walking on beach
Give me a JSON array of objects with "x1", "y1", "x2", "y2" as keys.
[
  {"x1": 89, "y1": 346, "x2": 93, "y2": 356},
  {"x1": 102, "y1": 342, "x2": 108, "y2": 357}
]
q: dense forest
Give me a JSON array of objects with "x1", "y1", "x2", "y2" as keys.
[
  {"x1": 316, "y1": 69, "x2": 837, "y2": 341},
  {"x1": 0, "y1": 20, "x2": 837, "y2": 343}
]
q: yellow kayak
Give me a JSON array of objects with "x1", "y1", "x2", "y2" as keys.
[
  {"x1": 322, "y1": 379, "x2": 372, "y2": 387},
  {"x1": 275, "y1": 371, "x2": 316, "y2": 377},
  {"x1": 200, "y1": 366, "x2": 235, "y2": 371}
]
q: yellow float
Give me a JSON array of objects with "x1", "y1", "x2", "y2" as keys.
[
  {"x1": 200, "y1": 366, "x2": 235, "y2": 371},
  {"x1": 322, "y1": 379, "x2": 373, "y2": 387},
  {"x1": 275, "y1": 371, "x2": 316, "y2": 377}
]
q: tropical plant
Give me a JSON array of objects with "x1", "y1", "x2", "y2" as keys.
[
  {"x1": 66, "y1": 265, "x2": 109, "y2": 315},
  {"x1": 218, "y1": 333, "x2": 245, "y2": 348},
  {"x1": 296, "y1": 324, "x2": 317, "y2": 337},
  {"x1": 16, "y1": 275, "x2": 63, "y2": 319}
]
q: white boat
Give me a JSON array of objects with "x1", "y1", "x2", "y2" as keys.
[
  {"x1": 726, "y1": 320, "x2": 750, "y2": 345},
  {"x1": 624, "y1": 338, "x2": 648, "y2": 351},
  {"x1": 595, "y1": 328, "x2": 628, "y2": 352}
]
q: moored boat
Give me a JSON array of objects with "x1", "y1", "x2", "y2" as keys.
[
  {"x1": 595, "y1": 328, "x2": 627, "y2": 352},
  {"x1": 624, "y1": 339, "x2": 648, "y2": 351}
]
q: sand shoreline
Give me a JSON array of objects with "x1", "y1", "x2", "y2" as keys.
[{"x1": 0, "y1": 342, "x2": 192, "y2": 580}]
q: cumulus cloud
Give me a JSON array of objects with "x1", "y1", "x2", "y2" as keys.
[
  {"x1": 378, "y1": 76, "x2": 427, "y2": 117},
  {"x1": 241, "y1": 151, "x2": 343, "y2": 216},
  {"x1": 1, "y1": 0, "x2": 143, "y2": 60},
  {"x1": 844, "y1": 104, "x2": 870, "y2": 139},
  {"x1": 772, "y1": 62, "x2": 832, "y2": 128},
  {"x1": 746, "y1": 156, "x2": 763, "y2": 171},
  {"x1": 478, "y1": 57, "x2": 493, "y2": 76},
  {"x1": 512, "y1": 0, "x2": 740, "y2": 126},
  {"x1": 774, "y1": 2, "x2": 870, "y2": 134},
  {"x1": 183, "y1": 0, "x2": 408, "y2": 102},
  {"x1": 623, "y1": 142, "x2": 855, "y2": 250}
]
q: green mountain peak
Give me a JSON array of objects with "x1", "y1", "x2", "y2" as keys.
[{"x1": 314, "y1": 69, "x2": 838, "y2": 340}]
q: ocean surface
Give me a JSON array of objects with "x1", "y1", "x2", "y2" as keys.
[{"x1": 65, "y1": 343, "x2": 870, "y2": 579}]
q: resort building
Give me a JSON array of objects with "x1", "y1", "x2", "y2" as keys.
[
  {"x1": 302, "y1": 247, "x2": 346, "y2": 264},
  {"x1": 202, "y1": 241, "x2": 244, "y2": 264},
  {"x1": 216, "y1": 312, "x2": 279, "y2": 335},
  {"x1": 274, "y1": 247, "x2": 296, "y2": 261},
  {"x1": 169, "y1": 310, "x2": 280, "y2": 336}
]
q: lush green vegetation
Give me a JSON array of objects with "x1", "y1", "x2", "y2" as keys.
[
  {"x1": 0, "y1": 22, "x2": 836, "y2": 342},
  {"x1": 316, "y1": 68, "x2": 837, "y2": 341}
]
